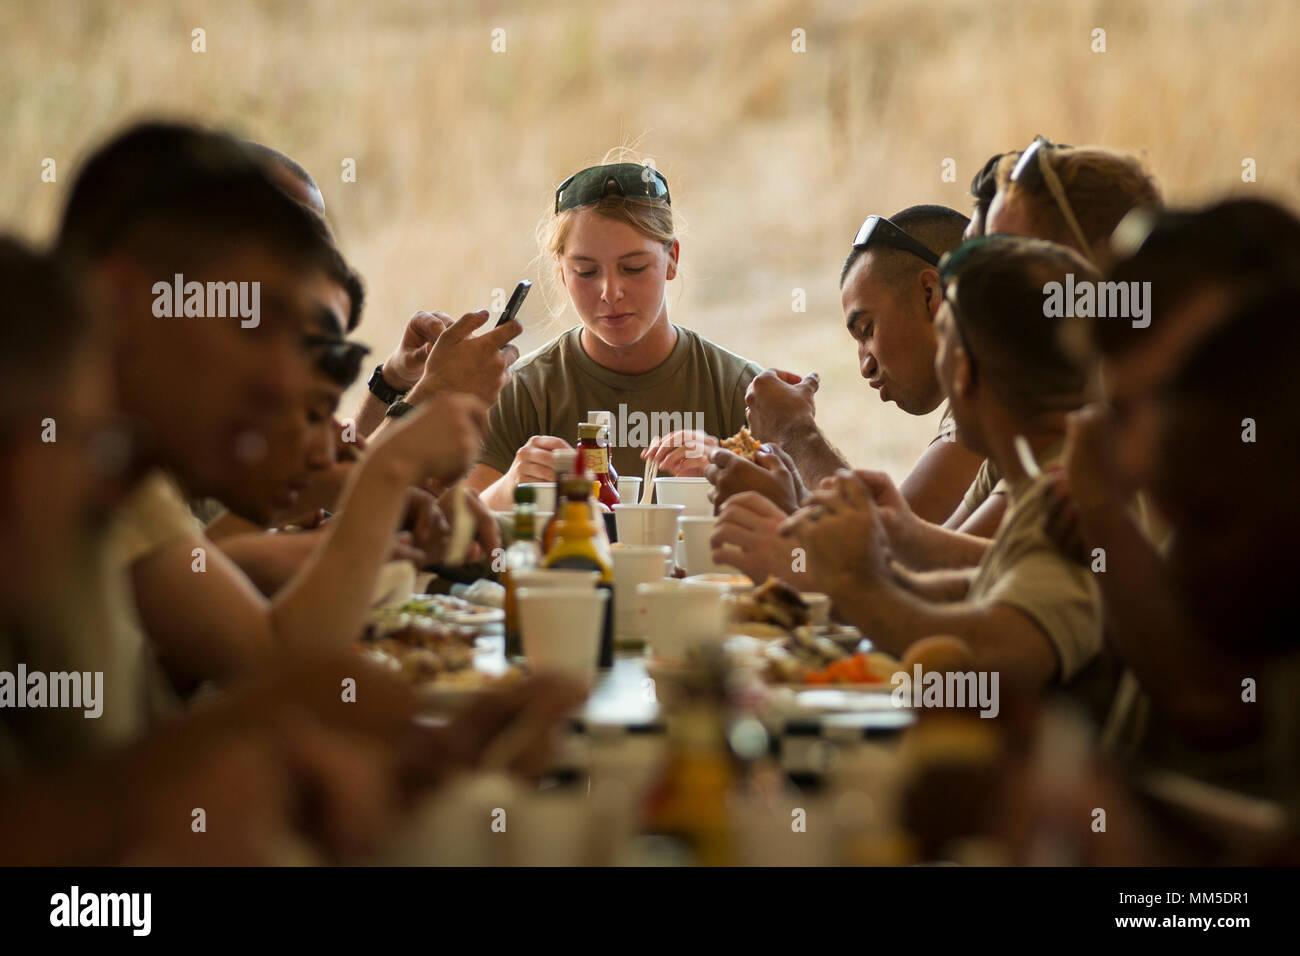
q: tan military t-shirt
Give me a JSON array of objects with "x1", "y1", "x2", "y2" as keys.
[
  {"x1": 1, "y1": 472, "x2": 212, "y2": 774},
  {"x1": 960, "y1": 457, "x2": 1008, "y2": 515},
  {"x1": 99, "y1": 470, "x2": 200, "y2": 725},
  {"x1": 0, "y1": 532, "x2": 158, "y2": 773},
  {"x1": 479, "y1": 325, "x2": 761, "y2": 480},
  {"x1": 967, "y1": 468, "x2": 1103, "y2": 683}
]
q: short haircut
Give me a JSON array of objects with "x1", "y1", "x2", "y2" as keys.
[
  {"x1": 58, "y1": 121, "x2": 337, "y2": 283},
  {"x1": 1097, "y1": 198, "x2": 1300, "y2": 356},
  {"x1": 0, "y1": 239, "x2": 91, "y2": 420},
  {"x1": 243, "y1": 140, "x2": 324, "y2": 215},
  {"x1": 945, "y1": 235, "x2": 1100, "y2": 416},
  {"x1": 997, "y1": 145, "x2": 1162, "y2": 257},
  {"x1": 300, "y1": 205, "x2": 366, "y2": 332},
  {"x1": 841, "y1": 204, "x2": 970, "y2": 286}
]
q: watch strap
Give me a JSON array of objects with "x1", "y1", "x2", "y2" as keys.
[{"x1": 368, "y1": 364, "x2": 406, "y2": 404}]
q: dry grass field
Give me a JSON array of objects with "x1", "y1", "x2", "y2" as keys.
[{"x1": 2, "y1": 0, "x2": 1296, "y2": 480}]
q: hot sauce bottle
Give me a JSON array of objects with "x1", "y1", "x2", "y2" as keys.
[
  {"x1": 586, "y1": 410, "x2": 619, "y2": 486},
  {"x1": 577, "y1": 421, "x2": 620, "y2": 510}
]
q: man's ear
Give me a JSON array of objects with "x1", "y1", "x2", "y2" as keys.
[
  {"x1": 919, "y1": 268, "x2": 942, "y2": 319},
  {"x1": 665, "y1": 240, "x2": 680, "y2": 281}
]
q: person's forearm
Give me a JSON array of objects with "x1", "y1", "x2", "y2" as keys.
[
  {"x1": 776, "y1": 422, "x2": 849, "y2": 491},
  {"x1": 468, "y1": 464, "x2": 512, "y2": 509},
  {"x1": 833, "y1": 579, "x2": 1054, "y2": 691},
  {"x1": 354, "y1": 391, "x2": 391, "y2": 438},
  {"x1": 271, "y1": 454, "x2": 414, "y2": 652},
  {"x1": 217, "y1": 531, "x2": 324, "y2": 597},
  {"x1": 205, "y1": 509, "x2": 264, "y2": 542},
  {"x1": 897, "y1": 520, "x2": 992, "y2": 571},
  {"x1": 889, "y1": 561, "x2": 975, "y2": 602},
  {"x1": 1077, "y1": 506, "x2": 1252, "y2": 744}
]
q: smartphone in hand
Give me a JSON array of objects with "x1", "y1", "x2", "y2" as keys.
[{"x1": 495, "y1": 280, "x2": 531, "y2": 328}]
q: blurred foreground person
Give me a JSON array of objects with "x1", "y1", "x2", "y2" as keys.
[
  {"x1": 56, "y1": 122, "x2": 491, "y2": 697},
  {"x1": 1042, "y1": 199, "x2": 1300, "y2": 753},
  {"x1": 0, "y1": 240, "x2": 584, "y2": 863},
  {"x1": 1143, "y1": 292, "x2": 1300, "y2": 823}
]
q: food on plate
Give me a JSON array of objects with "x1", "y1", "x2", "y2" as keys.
[
  {"x1": 731, "y1": 576, "x2": 811, "y2": 631},
  {"x1": 359, "y1": 617, "x2": 477, "y2": 680},
  {"x1": 359, "y1": 591, "x2": 515, "y2": 689},
  {"x1": 759, "y1": 627, "x2": 899, "y2": 685},
  {"x1": 720, "y1": 425, "x2": 761, "y2": 461}
]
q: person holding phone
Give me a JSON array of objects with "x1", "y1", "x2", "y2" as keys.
[
  {"x1": 468, "y1": 154, "x2": 761, "y2": 509},
  {"x1": 353, "y1": 307, "x2": 523, "y2": 438}
]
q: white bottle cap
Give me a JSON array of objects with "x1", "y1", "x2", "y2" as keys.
[
  {"x1": 587, "y1": 411, "x2": 613, "y2": 445},
  {"x1": 553, "y1": 448, "x2": 578, "y2": 474}
]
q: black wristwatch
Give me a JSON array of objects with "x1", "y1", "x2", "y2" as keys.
[
  {"x1": 368, "y1": 364, "x2": 406, "y2": 405},
  {"x1": 385, "y1": 400, "x2": 415, "y2": 419}
]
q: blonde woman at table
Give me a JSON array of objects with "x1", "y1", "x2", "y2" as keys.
[{"x1": 467, "y1": 154, "x2": 762, "y2": 510}]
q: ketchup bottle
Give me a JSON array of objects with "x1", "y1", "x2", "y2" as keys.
[
  {"x1": 586, "y1": 410, "x2": 619, "y2": 485},
  {"x1": 577, "y1": 421, "x2": 620, "y2": 509}
]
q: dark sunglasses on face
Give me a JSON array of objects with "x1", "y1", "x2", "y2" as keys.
[
  {"x1": 851, "y1": 215, "x2": 941, "y2": 267},
  {"x1": 302, "y1": 332, "x2": 370, "y2": 388},
  {"x1": 555, "y1": 163, "x2": 671, "y2": 214}
]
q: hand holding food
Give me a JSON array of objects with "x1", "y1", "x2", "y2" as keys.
[
  {"x1": 706, "y1": 433, "x2": 804, "y2": 513},
  {"x1": 435, "y1": 482, "x2": 500, "y2": 563}
]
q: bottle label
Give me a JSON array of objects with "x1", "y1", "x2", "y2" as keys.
[{"x1": 581, "y1": 447, "x2": 608, "y2": 475}]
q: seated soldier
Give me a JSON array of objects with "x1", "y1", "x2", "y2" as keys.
[
  {"x1": 783, "y1": 236, "x2": 1104, "y2": 694},
  {"x1": 56, "y1": 122, "x2": 493, "y2": 699}
]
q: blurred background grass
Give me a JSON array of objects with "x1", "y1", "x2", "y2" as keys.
[{"x1": 2, "y1": 0, "x2": 1296, "y2": 480}]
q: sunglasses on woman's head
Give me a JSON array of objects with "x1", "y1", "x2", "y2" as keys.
[
  {"x1": 1008, "y1": 135, "x2": 1094, "y2": 261},
  {"x1": 851, "y1": 214, "x2": 941, "y2": 266},
  {"x1": 555, "y1": 163, "x2": 671, "y2": 214}
]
